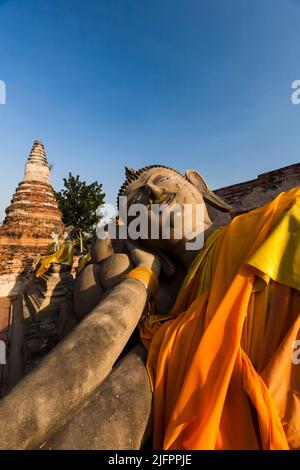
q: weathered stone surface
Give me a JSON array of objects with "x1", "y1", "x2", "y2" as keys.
[
  {"x1": 0, "y1": 278, "x2": 147, "y2": 449},
  {"x1": 0, "y1": 140, "x2": 64, "y2": 297},
  {"x1": 17, "y1": 267, "x2": 74, "y2": 375},
  {"x1": 25, "y1": 271, "x2": 74, "y2": 317},
  {"x1": 73, "y1": 264, "x2": 104, "y2": 320},
  {"x1": 90, "y1": 232, "x2": 114, "y2": 264},
  {"x1": 99, "y1": 253, "x2": 133, "y2": 290},
  {"x1": 6, "y1": 296, "x2": 25, "y2": 393},
  {"x1": 209, "y1": 162, "x2": 300, "y2": 226},
  {"x1": 56, "y1": 301, "x2": 78, "y2": 340},
  {"x1": 42, "y1": 344, "x2": 152, "y2": 450}
]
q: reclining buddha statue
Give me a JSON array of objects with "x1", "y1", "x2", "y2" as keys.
[{"x1": 0, "y1": 165, "x2": 300, "y2": 450}]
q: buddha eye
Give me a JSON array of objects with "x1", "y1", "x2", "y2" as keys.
[
  {"x1": 159, "y1": 191, "x2": 176, "y2": 205},
  {"x1": 147, "y1": 190, "x2": 175, "y2": 206}
]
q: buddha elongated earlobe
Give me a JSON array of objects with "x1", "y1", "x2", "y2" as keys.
[
  {"x1": 146, "y1": 181, "x2": 164, "y2": 201},
  {"x1": 185, "y1": 169, "x2": 232, "y2": 212},
  {"x1": 203, "y1": 191, "x2": 232, "y2": 212}
]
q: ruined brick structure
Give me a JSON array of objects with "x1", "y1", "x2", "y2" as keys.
[
  {"x1": 0, "y1": 140, "x2": 64, "y2": 297},
  {"x1": 209, "y1": 162, "x2": 300, "y2": 226},
  {"x1": 0, "y1": 141, "x2": 65, "y2": 395}
]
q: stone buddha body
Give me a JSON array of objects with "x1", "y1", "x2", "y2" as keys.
[
  {"x1": 69, "y1": 167, "x2": 300, "y2": 450},
  {"x1": 0, "y1": 165, "x2": 232, "y2": 450}
]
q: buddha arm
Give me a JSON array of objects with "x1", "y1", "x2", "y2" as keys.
[
  {"x1": 0, "y1": 278, "x2": 148, "y2": 450},
  {"x1": 42, "y1": 344, "x2": 152, "y2": 450}
]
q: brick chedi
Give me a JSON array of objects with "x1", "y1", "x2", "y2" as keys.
[{"x1": 0, "y1": 140, "x2": 64, "y2": 297}]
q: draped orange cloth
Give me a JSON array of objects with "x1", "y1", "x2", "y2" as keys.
[
  {"x1": 35, "y1": 240, "x2": 74, "y2": 278},
  {"x1": 140, "y1": 187, "x2": 300, "y2": 450}
]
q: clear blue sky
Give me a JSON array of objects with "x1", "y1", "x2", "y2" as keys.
[{"x1": 0, "y1": 0, "x2": 300, "y2": 222}]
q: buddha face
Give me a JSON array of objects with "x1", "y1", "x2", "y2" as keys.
[{"x1": 119, "y1": 166, "x2": 231, "y2": 252}]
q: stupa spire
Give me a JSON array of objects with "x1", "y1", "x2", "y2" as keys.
[
  {"x1": 24, "y1": 139, "x2": 50, "y2": 183},
  {"x1": 0, "y1": 140, "x2": 64, "y2": 296}
]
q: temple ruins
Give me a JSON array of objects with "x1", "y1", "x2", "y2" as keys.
[
  {"x1": 0, "y1": 140, "x2": 65, "y2": 394},
  {"x1": 0, "y1": 144, "x2": 299, "y2": 445},
  {"x1": 0, "y1": 140, "x2": 64, "y2": 297}
]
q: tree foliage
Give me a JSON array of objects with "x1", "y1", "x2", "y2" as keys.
[{"x1": 55, "y1": 173, "x2": 105, "y2": 250}]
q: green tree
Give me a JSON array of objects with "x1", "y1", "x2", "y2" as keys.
[{"x1": 55, "y1": 173, "x2": 105, "y2": 253}]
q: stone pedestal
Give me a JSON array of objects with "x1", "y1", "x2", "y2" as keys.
[
  {"x1": 23, "y1": 270, "x2": 74, "y2": 373},
  {"x1": 25, "y1": 271, "x2": 74, "y2": 317}
]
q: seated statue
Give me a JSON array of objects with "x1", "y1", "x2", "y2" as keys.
[
  {"x1": 0, "y1": 165, "x2": 300, "y2": 451},
  {"x1": 32, "y1": 231, "x2": 60, "y2": 271},
  {"x1": 76, "y1": 251, "x2": 91, "y2": 275},
  {"x1": 34, "y1": 230, "x2": 75, "y2": 278}
]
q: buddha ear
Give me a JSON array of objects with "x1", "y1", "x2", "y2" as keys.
[{"x1": 185, "y1": 169, "x2": 232, "y2": 212}]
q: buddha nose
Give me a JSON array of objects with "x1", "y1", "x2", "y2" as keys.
[{"x1": 146, "y1": 182, "x2": 164, "y2": 202}]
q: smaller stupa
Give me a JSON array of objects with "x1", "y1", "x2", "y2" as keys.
[{"x1": 0, "y1": 140, "x2": 65, "y2": 296}]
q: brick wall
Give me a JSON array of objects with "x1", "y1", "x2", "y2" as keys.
[{"x1": 208, "y1": 162, "x2": 300, "y2": 226}]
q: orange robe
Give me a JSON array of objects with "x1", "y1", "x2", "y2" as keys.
[
  {"x1": 141, "y1": 187, "x2": 300, "y2": 450},
  {"x1": 35, "y1": 240, "x2": 74, "y2": 277}
]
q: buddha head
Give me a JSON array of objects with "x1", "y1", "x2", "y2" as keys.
[{"x1": 117, "y1": 165, "x2": 232, "y2": 251}]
